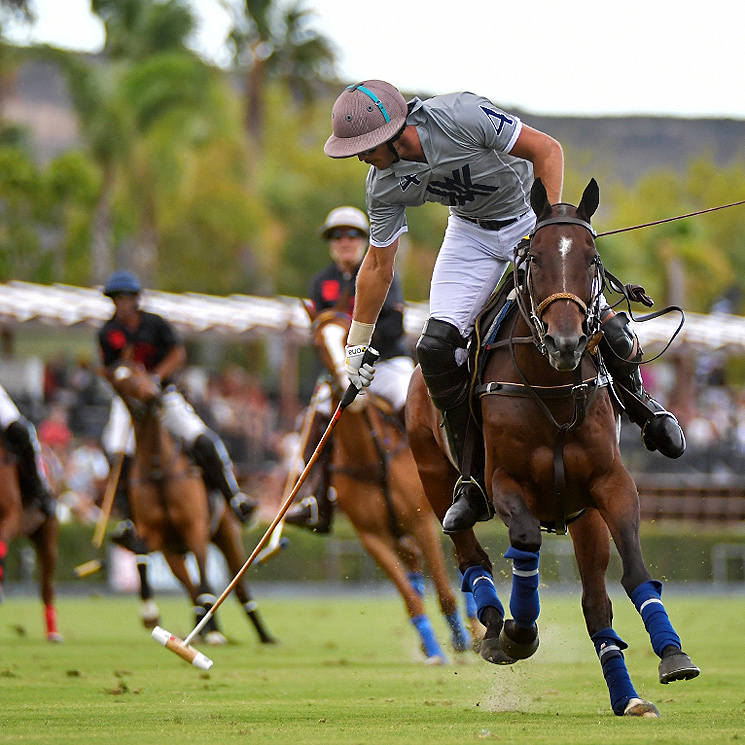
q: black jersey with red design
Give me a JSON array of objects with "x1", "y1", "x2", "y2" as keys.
[
  {"x1": 308, "y1": 263, "x2": 409, "y2": 361},
  {"x1": 98, "y1": 310, "x2": 180, "y2": 375}
]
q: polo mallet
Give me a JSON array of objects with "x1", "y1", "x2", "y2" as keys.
[
  {"x1": 257, "y1": 381, "x2": 324, "y2": 565},
  {"x1": 72, "y1": 451, "x2": 126, "y2": 578},
  {"x1": 152, "y1": 348, "x2": 379, "y2": 669}
]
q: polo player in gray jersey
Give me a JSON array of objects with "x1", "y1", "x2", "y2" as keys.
[{"x1": 324, "y1": 80, "x2": 685, "y2": 535}]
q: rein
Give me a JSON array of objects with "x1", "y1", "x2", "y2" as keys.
[{"x1": 595, "y1": 198, "x2": 745, "y2": 238}]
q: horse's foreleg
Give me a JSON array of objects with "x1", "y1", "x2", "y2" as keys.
[
  {"x1": 30, "y1": 517, "x2": 62, "y2": 642},
  {"x1": 489, "y1": 477, "x2": 541, "y2": 663},
  {"x1": 212, "y1": 517, "x2": 276, "y2": 645},
  {"x1": 597, "y1": 475, "x2": 700, "y2": 686}
]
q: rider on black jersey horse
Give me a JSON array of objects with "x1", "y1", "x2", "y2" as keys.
[{"x1": 98, "y1": 271, "x2": 258, "y2": 549}]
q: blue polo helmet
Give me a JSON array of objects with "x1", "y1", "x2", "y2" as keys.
[{"x1": 103, "y1": 270, "x2": 142, "y2": 297}]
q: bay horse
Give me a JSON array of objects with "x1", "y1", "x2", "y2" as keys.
[
  {"x1": 303, "y1": 305, "x2": 473, "y2": 663},
  {"x1": 0, "y1": 437, "x2": 62, "y2": 641},
  {"x1": 109, "y1": 360, "x2": 275, "y2": 646},
  {"x1": 406, "y1": 178, "x2": 699, "y2": 715}
]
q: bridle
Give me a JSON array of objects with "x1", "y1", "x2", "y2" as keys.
[{"x1": 514, "y1": 211, "x2": 604, "y2": 359}]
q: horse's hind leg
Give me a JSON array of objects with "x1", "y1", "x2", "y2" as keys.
[
  {"x1": 30, "y1": 516, "x2": 62, "y2": 642},
  {"x1": 598, "y1": 478, "x2": 700, "y2": 686},
  {"x1": 569, "y1": 509, "x2": 658, "y2": 717},
  {"x1": 406, "y1": 518, "x2": 472, "y2": 653},
  {"x1": 357, "y1": 528, "x2": 446, "y2": 664},
  {"x1": 212, "y1": 516, "x2": 277, "y2": 644}
]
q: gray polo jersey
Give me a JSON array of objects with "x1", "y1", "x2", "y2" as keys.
[{"x1": 366, "y1": 92, "x2": 533, "y2": 247}]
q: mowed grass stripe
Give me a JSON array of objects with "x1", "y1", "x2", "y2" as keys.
[{"x1": 0, "y1": 592, "x2": 742, "y2": 744}]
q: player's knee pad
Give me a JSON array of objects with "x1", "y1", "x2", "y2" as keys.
[{"x1": 415, "y1": 318, "x2": 470, "y2": 410}]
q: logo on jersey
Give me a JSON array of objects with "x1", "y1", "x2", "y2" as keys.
[
  {"x1": 426, "y1": 164, "x2": 498, "y2": 207},
  {"x1": 398, "y1": 174, "x2": 421, "y2": 192},
  {"x1": 480, "y1": 106, "x2": 514, "y2": 136}
]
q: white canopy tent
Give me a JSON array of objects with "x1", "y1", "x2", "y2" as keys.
[{"x1": 0, "y1": 280, "x2": 744, "y2": 352}]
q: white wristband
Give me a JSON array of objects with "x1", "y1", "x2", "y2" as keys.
[{"x1": 347, "y1": 320, "x2": 375, "y2": 347}]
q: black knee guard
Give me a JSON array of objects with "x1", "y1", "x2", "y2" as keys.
[{"x1": 415, "y1": 318, "x2": 470, "y2": 411}]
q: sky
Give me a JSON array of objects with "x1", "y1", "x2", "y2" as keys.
[{"x1": 4, "y1": 0, "x2": 745, "y2": 120}]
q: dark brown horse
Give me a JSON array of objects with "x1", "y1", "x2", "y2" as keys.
[
  {"x1": 110, "y1": 361, "x2": 274, "y2": 645},
  {"x1": 0, "y1": 437, "x2": 61, "y2": 641},
  {"x1": 305, "y1": 306, "x2": 473, "y2": 663},
  {"x1": 407, "y1": 178, "x2": 699, "y2": 715}
]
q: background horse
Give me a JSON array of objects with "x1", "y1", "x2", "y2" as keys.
[
  {"x1": 110, "y1": 361, "x2": 274, "y2": 646},
  {"x1": 407, "y1": 178, "x2": 698, "y2": 715},
  {"x1": 0, "y1": 437, "x2": 62, "y2": 641},
  {"x1": 302, "y1": 306, "x2": 473, "y2": 663}
]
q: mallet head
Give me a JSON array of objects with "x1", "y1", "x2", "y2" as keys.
[{"x1": 152, "y1": 626, "x2": 213, "y2": 670}]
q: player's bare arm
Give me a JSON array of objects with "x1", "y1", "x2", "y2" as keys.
[
  {"x1": 353, "y1": 240, "x2": 399, "y2": 326},
  {"x1": 510, "y1": 125, "x2": 564, "y2": 204}
]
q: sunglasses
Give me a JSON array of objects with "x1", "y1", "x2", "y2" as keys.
[{"x1": 328, "y1": 228, "x2": 366, "y2": 241}]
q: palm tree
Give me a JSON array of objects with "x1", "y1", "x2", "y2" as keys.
[{"x1": 219, "y1": 0, "x2": 337, "y2": 149}]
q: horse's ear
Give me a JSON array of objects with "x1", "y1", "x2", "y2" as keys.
[
  {"x1": 302, "y1": 299, "x2": 316, "y2": 322},
  {"x1": 530, "y1": 177, "x2": 551, "y2": 218},
  {"x1": 577, "y1": 178, "x2": 599, "y2": 220}
]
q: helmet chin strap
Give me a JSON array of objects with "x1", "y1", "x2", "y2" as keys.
[{"x1": 386, "y1": 124, "x2": 406, "y2": 164}]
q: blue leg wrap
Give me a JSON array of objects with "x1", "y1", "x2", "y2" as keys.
[
  {"x1": 504, "y1": 546, "x2": 540, "y2": 628},
  {"x1": 458, "y1": 570, "x2": 478, "y2": 620},
  {"x1": 411, "y1": 614, "x2": 444, "y2": 660},
  {"x1": 407, "y1": 571, "x2": 426, "y2": 598},
  {"x1": 461, "y1": 566, "x2": 504, "y2": 624},
  {"x1": 445, "y1": 610, "x2": 472, "y2": 652},
  {"x1": 592, "y1": 627, "x2": 638, "y2": 716},
  {"x1": 630, "y1": 579, "x2": 681, "y2": 657}
]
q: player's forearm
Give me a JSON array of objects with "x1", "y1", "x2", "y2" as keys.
[{"x1": 352, "y1": 242, "x2": 398, "y2": 327}]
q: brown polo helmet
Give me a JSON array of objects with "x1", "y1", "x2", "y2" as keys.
[{"x1": 324, "y1": 80, "x2": 408, "y2": 158}]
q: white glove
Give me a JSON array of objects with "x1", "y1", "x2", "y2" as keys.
[{"x1": 345, "y1": 344, "x2": 375, "y2": 393}]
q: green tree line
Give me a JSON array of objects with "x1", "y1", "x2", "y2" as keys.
[{"x1": 0, "y1": 0, "x2": 744, "y2": 314}]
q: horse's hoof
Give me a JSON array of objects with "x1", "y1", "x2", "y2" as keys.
[
  {"x1": 424, "y1": 654, "x2": 446, "y2": 666},
  {"x1": 140, "y1": 600, "x2": 161, "y2": 629},
  {"x1": 479, "y1": 636, "x2": 517, "y2": 665},
  {"x1": 623, "y1": 698, "x2": 660, "y2": 717},
  {"x1": 46, "y1": 632, "x2": 64, "y2": 643},
  {"x1": 204, "y1": 630, "x2": 228, "y2": 646},
  {"x1": 659, "y1": 649, "x2": 700, "y2": 684},
  {"x1": 498, "y1": 619, "x2": 539, "y2": 660},
  {"x1": 260, "y1": 635, "x2": 279, "y2": 645}
]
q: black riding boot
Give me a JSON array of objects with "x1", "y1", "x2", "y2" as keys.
[
  {"x1": 3, "y1": 419, "x2": 56, "y2": 517},
  {"x1": 191, "y1": 431, "x2": 258, "y2": 523},
  {"x1": 440, "y1": 401, "x2": 493, "y2": 535},
  {"x1": 416, "y1": 318, "x2": 494, "y2": 535},
  {"x1": 600, "y1": 311, "x2": 685, "y2": 458}
]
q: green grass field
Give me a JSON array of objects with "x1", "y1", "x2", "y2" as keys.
[{"x1": 1, "y1": 588, "x2": 743, "y2": 745}]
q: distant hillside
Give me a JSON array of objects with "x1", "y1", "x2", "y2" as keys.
[
  {"x1": 522, "y1": 112, "x2": 745, "y2": 185},
  {"x1": 4, "y1": 57, "x2": 745, "y2": 185}
]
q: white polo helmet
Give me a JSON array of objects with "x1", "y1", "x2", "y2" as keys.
[
  {"x1": 320, "y1": 206, "x2": 369, "y2": 239},
  {"x1": 324, "y1": 80, "x2": 408, "y2": 159}
]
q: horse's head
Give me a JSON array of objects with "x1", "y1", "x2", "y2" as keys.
[
  {"x1": 307, "y1": 306, "x2": 354, "y2": 396},
  {"x1": 518, "y1": 178, "x2": 603, "y2": 372},
  {"x1": 110, "y1": 360, "x2": 161, "y2": 407}
]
